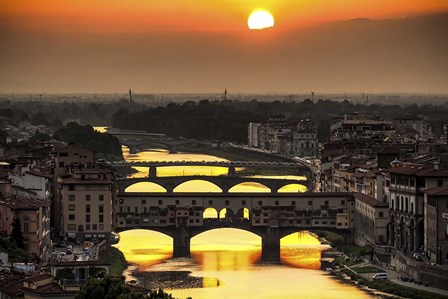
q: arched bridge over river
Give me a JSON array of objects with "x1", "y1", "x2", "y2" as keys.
[{"x1": 114, "y1": 192, "x2": 355, "y2": 261}]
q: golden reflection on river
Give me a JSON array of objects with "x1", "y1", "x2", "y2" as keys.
[{"x1": 104, "y1": 142, "x2": 373, "y2": 298}]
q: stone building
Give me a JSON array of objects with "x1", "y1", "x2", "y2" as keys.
[
  {"x1": 388, "y1": 163, "x2": 448, "y2": 254},
  {"x1": 59, "y1": 168, "x2": 113, "y2": 242},
  {"x1": 353, "y1": 193, "x2": 389, "y2": 245},
  {"x1": 424, "y1": 186, "x2": 448, "y2": 265}
]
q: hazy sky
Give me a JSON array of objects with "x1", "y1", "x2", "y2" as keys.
[{"x1": 1, "y1": 1, "x2": 447, "y2": 94}]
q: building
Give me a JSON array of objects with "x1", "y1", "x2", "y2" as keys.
[
  {"x1": 292, "y1": 119, "x2": 318, "y2": 158},
  {"x1": 353, "y1": 193, "x2": 389, "y2": 245},
  {"x1": 9, "y1": 170, "x2": 52, "y2": 201},
  {"x1": 0, "y1": 192, "x2": 51, "y2": 261},
  {"x1": 388, "y1": 163, "x2": 448, "y2": 254},
  {"x1": 424, "y1": 186, "x2": 448, "y2": 265},
  {"x1": 59, "y1": 168, "x2": 113, "y2": 242},
  {"x1": 330, "y1": 114, "x2": 394, "y2": 142},
  {"x1": 52, "y1": 144, "x2": 94, "y2": 233},
  {"x1": 248, "y1": 123, "x2": 266, "y2": 149},
  {"x1": 394, "y1": 114, "x2": 432, "y2": 141}
]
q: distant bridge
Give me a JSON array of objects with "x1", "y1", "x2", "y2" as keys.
[
  {"x1": 114, "y1": 192, "x2": 355, "y2": 261},
  {"x1": 109, "y1": 160, "x2": 309, "y2": 177},
  {"x1": 107, "y1": 129, "x2": 216, "y2": 154},
  {"x1": 117, "y1": 175, "x2": 308, "y2": 193}
]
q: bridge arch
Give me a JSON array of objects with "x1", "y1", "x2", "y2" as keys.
[
  {"x1": 125, "y1": 182, "x2": 167, "y2": 193},
  {"x1": 173, "y1": 180, "x2": 222, "y2": 193},
  {"x1": 228, "y1": 182, "x2": 271, "y2": 193},
  {"x1": 278, "y1": 183, "x2": 307, "y2": 193}
]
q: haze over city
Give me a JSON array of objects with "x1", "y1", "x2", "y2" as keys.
[{"x1": 1, "y1": 0, "x2": 448, "y2": 94}]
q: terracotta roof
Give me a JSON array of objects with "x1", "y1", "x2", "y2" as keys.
[
  {"x1": 387, "y1": 165, "x2": 448, "y2": 177},
  {"x1": 4, "y1": 196, "x2": 51, "y2": 209},
  {"x1": 24, "y1": 273, "x2": 53, "y2": 283},
  {"x1": 59, "y1": 178, "x2": 112, "y2": 185},
  {"x1": 49, "y1": 261, "x2": 110, "y2": 267},
  {"x1": 424, "y1": 185, "x2": 448, "y2": 196},
  {"x1": 0, "y1": 281, "x2": 23, "y2": 297},
  {"x1": 354, "y1": 192, "x2": 386, "y2": 208},
  {"x1": 22, "y1": 282, "x2": 71, "y2": 295}
]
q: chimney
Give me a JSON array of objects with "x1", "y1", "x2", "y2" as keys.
[{"x1": 433, "y1": 161, "x2": 440, "y2": 170}]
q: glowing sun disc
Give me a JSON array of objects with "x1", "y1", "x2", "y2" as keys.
[{"x1": 248, "y1": 10, "x2": 275, "y2": 30}]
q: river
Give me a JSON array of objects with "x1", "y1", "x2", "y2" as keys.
[{"x1": 111, "y1": 143, "x2": 372, "y2": 298}]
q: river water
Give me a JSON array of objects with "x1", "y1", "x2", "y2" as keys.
[{"x1": 112, "y1": 144, "x2": 373, "y2": 299}]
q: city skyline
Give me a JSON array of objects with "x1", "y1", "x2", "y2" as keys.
[{"x1": 1, "y1": 1, "x2": 447, "y2": 94}]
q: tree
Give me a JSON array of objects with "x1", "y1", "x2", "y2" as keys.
[
  {"x1": 10, "y1": 217, "x2": 25, "y2": 249},
  {"x1": 76, "y1": 276, "x2": 175, "y2": 299}
]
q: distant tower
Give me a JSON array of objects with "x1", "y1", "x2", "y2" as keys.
[
  {"x1": 224, "y1": 89, "x2": 227, "y2": 101},
  {"x1": 311, "y1": 92, "x2": 315, "y2": 101}
]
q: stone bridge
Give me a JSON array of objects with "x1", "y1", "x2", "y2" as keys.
[
  {"x1": 117, "y1": 176, "x2": 308, "y2": 193},
  {"x1": 108, "y1": 130, "x2": 215, "y2": 154},
  {"x1": 114, "y1": 192, "x2": 355, "y2": 261}
]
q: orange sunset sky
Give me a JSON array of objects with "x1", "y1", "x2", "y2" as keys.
[{"x1": 1, "y1": 0, "x2": 448, "y2": 93}]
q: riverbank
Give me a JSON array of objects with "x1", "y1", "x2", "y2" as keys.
[{"x1": 99, "y1": 246, "x2": 128, "y2": 277}]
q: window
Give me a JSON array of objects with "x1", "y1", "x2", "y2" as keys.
[
  {"x1": 86, "y1": 195, "x2": 91, "y2": 201},
  {"x1": 126, "y1": 207, "x2": 130, "y2": 213},
  {"x1": 275, "y1": 201, "x2": 279, "y2": 206},
  {"x1": 291, "y1": 201, "x2": 296, "y2": 206},
  {"x1": 99, "y1": 205, "x2": 104, "y2": 213},
  {"x1": 59, "y1": 162, "x2": 65, "y2": 168},
  {"x1": 99, "y1": 214, "x2": 104, "y2": 223},
  {"x1": 67, "y1": 224, "x2": 76, "y2": 231},
  {"x1": 68, "y1": 195, "x2": 75, "y2": 201},
  {"x1": 158, "y1": 200, "x2": 162, "y2": 205},
  {"x1": 438, "y1": 180, "x2": 443, "y2": 187},
  {"x1": 209, "y1": 200, "x2": 213, "y2": 205},
  {"x1": 69, "y1": 185, "x2": 75, "y2": 191},
  {"x1": 379, "y1": 212, "x2": 384, "y2": 218},
  {"x1": 68, "y1": 214, "x2": 75, "y2": 220},
  {"x1": 119, "y1": 198, "x2": 124, "y2": 204},
  {"x1": 175, "y1": 200, "x2": 179, "y2": 205},
  {"x1": 69, "y1": 205, "x2": 75, "y2": 211},
  {"x1": 134, "y1": 207, "x2": 138, "y2": 213},
  {"x1": 192, "y1": 200, "x2": 197, "y2": 205},
  {"x1": 341, "y1": 200, "x2": 345, "y2": 205},
  {"x1": 225, "y1": 200, "x2": 230, "y2": 206},
  {"x1": 92, "y1": 224, "x2": 97, "y2": 230},
  {"x1": 86, "y1": 215, "x2": 90, "y2": 223},
  {"x1": 99, "y1": 194, "x2": 104, "y2": 201},
  {"x1": 324, "y1": 200, "x2": 329, "y2": 205},
  {"x1": 99, "y1": 224, "x2": 104, "y2": 230},
  {"x1": 23, "y1": 221, "x2": 29, "y2": 233},
  {"x1": 86, "y1": 205, "x2": 91, "y2": 213},
  {"x1": 258, "y1": 201, "x2": 262, "y2": 206},
  {"x1": 308, "y1": 200, "x2": 312, "y2": 205},
  {"x1": 86, "y1": 224, "x2": 91, "y2": 230},
  {"x1": 242, "y1": 200, "x2": 246, "y2": 205}
]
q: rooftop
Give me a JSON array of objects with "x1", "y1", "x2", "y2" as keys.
[{"x1": 424, "y1": 185, "x2": 448, "y2": 196}]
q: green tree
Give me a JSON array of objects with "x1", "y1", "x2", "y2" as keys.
[
  {"x1": 76, "y1": 276, "x2": 175, "y2": 299},
  {"x1": 10, "y1": 217, "x2": 25, "y2": 249}
]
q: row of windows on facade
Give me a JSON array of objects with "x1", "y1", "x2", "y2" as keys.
[
  {"x1": 390, "y1": 197, "x2": 414, "y2": 213},
  {"x1": 356, "y1": 201, "x2": 384, "y2": 217},
  {"x1": 67, "y1": 224, "x2": 104, "y2": 231},
  {"x1": 68, "y1": 213, "x2": 105, "y2": 223},
  {"x1": 120, "y1": 218, "x2": 346, "y2": 226},
  {"x1": 68, "y1": 194, "x2": 105, "y2": 201},
  {"x1": 68, "y1": 204, "x2": 104, "y2": 213},
  {"x1": 391, "y1": 176, "x2": 445, "y2": 188},
  {"x1": 118, "y1": 199, "x2": 346, "y2": 207}
]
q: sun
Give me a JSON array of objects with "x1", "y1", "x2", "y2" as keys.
[{"x1": 248, "y1": 10, "x2": 275, "y2": 30}]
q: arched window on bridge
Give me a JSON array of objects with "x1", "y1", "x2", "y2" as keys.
[
  {"x1": 236, "y1": 208, "x2": 250, "y2": 220},
  {"x1": 203, "y1": 207, "x2": 218, "y2": 219},
  {"x1": 125, "y1": 182, "x2": 167, "y2": 193}
]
